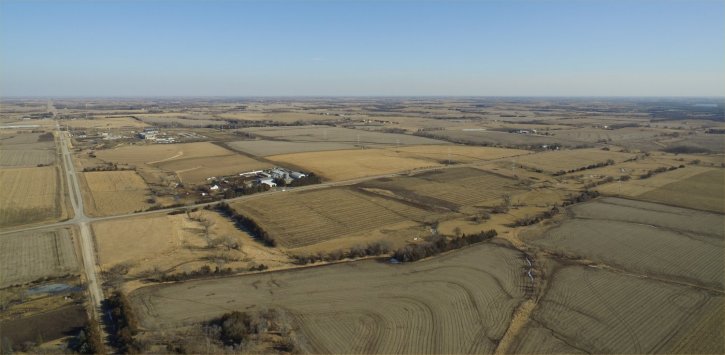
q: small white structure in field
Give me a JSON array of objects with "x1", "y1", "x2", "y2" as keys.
[
  {"x1": 290, "y1": 172, "x2": 306, "y2": 179},
  {"x1": 210, "y1": 185, "x2": 220, "y2": 191},
  {"x1": 259, "y1": 178, "x2": 276, "y2": 187}
]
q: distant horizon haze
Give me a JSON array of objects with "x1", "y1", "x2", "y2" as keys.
[{"x1": 1, "y1": 0, "x2": 723, "y2": 97}]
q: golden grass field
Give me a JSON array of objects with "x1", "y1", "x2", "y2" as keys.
[
  {"x1": 0, "y1": 166, "x2": 62, "y2": 227},
  {"x1": 0, "y1": 228, "x2": 78, "y2": 288},
  {"x1": 81, "y1": 170, "x2": 151, "y2": 216},
  {"x1": 93, "y1": 211, "x2": 290, "y2": 281}
]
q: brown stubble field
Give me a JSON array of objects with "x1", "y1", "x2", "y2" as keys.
[
  {"x1": 132, "y1": 242, "x2": 529, "y2": 354},
  {"x1": 230, "y1": 187, "x2": 446, "y2": 250},
  {"x1": 0, "y1": 228, "x2": 79, "y2": 289},
  {"x1": 93, "y1": 141, "x2": 271, "y2": 185},
  {"x1": 509, "y1": 197, "x2": 724, "y2": 354}
]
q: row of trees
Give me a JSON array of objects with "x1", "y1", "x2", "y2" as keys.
[
  {"x1": 509, "y1": 206, "x2": 561, "y2": 227},
  {"x1": 292, "y1": 241, "x2": 392, "y2": 265},
  {"x1": 392, "y1": 230, "x2": 498, "y2": 262},
  {"x1": 640, "y1": 165, "x2": 681, "y2": 179},
  {"x1": 552, "y1": 159, "x2": 616, "y2": 176},
  {"x1": 105, "y1": 291, "x2": 141, "y2": 354},
  {"x1": 561, "y1": 190, "x2": 601, "y2": 207},
  {"x1": 215, "y1": 203, "x2": 276, "y2": 247},
  {"x1": 69, "y1": 315, "x2": 105, "y2": 354}
]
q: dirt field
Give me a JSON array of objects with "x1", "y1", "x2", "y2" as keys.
[
  {"x1": 512, "y1": 148, "x2": 635, "y2": 173},
  {"x1": 0, "y1": 229, "x2": 78, "y2": 288},
  {"x1": 0, "y1": 166, "x2": 62, "y2": 227},
  {"x1": 241, "y1": 125, "x2": 447, "y2": 147},
  {"x1": 81, "y1": 170, "x2": 152, "y2": 216},
  {"x1": 132, "y1": 242, "x2": 528, "y2": 354},
  {"x1": 231, "y1": 187, "x2": 444, "y2": 249},
  {"x1": 510, "y1": 264, "x2": 723, "y2": 354},
  {"x1": 524, "y1": 197, "x2": 723, "y2": 289},
  {"x1": 267, "y1": 149, "x2": 442, "y2": 181},
  {"x1": 93, "y1": 211, "x2": 290, "y2": 279},
  {"x1": 596, "y1": 166, "x2": 725, "y2": 213}
]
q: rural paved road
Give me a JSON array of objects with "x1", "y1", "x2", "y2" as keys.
[{"x1": 56, "y1": 123, "x2": 105, "y2": 313}]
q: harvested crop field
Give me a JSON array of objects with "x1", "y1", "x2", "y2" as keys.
[
  {"x1": 0, "y1": 149, "x2": 55, "y2": 167},
  {"x1": 596, "y1": 166, "x2": 725, "y2": 213},
  {"x1": 512, "y1": 148, "x2": 635, "y2": 173},
  {"x1": 132, "y1": 243, "x2": 528, "y2": 354},
  {"x1": 0, "y1": 131, "x2": 55, "y2": 150},
  {"x1": 155, "y1": 154, "x2": 270, "y2": 184},
  {"x1": 136, "y1": 114, "x2": 222, "y2": 127},
  {"x1": 0, "y1": 229, "x2": 78, "y2": 288},
  {"x1": 0, "y1": 131, "x2": 56, "y2": 167},
  {"x1": 267, "y1": 149, "x2": 442, "y2": 181},
  {"x1": 510, "y1": 265, "x2": 723, "y2": 354},
  {"x1": 551, "y1": 127, "x2": 665, "y2": 151},
  {"x1": 418, "y1": 129, "x2": 580, "y2": 148},
  {"x1": 226, "y1": 140, "x2": 355, "y2": 156},
  {"x1": 390, "y1": 145, "x2": 529, "y2": 164},
  {"x1": 524, "y1": 197, "x2": 723, "y2": 289},
  {"x1": 81, "y1": 170, "x2": 151, "y2": 216},
  {"x1": 231, "y1": 187, "x2": 442, "y2": 248},
  {"x1": 241, "y1": 125, "x2": 447, "y2": 147},
  {"x1": 637, "y1": 169, "x2": 725, "y2": 213},
  {"x1": 61, "y1": 116, "x2": 148, "y2": 129},
  {"x1": 94, "y1": 142, "x2": 270, "y2": 184},
  {"x1": 0, "y1": 166, "x2": 62, "y2": 226},
  {"x1": 94, "y1": 142, "x2": 233, "y2": 166},
  {"x1": 359, "y1": 167, "x2": 526, "y2": 210}
]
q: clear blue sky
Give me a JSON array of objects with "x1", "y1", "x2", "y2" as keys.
[{"x1": 1, "y1": 0, "x2": 723, "y2": 97}]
